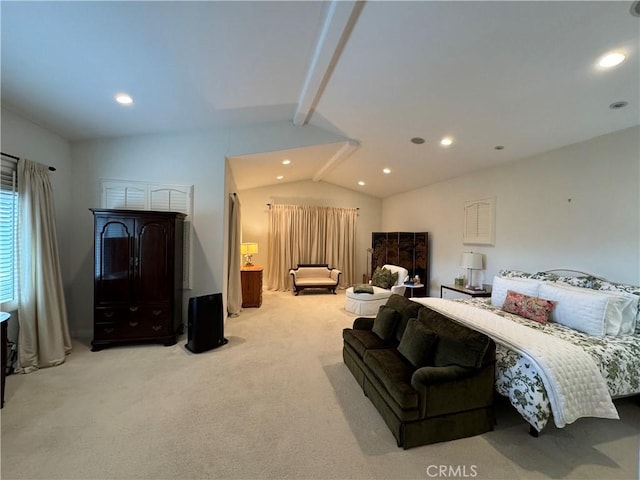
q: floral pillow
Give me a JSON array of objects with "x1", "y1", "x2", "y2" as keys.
[
  {"x1": 371, "y1": 267, "x2": 398, "y2": 289},
  {"x1": 502, "y1": 290, "x2": 556, "y2": 324}
]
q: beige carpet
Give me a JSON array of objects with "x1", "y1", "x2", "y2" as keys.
[{"x1": 1, "y1": 290, "x2": 638, "y2": 480}]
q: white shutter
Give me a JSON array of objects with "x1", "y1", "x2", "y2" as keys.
[
  {"x1": 149, "y1": 185, "x2": 190, "y2": 213},
  {"x1": 0, "y1": 156, "x2": 18, "y2": 304},
  {"x1": 102, "y1": 181, "x2": 147, "y2": 210},
  {"x1": 463, "y1": 197, "x2": 495, "y2": 245},
  {"x1": 100, "y1": 179, "x2": 194, "y2": 288}
]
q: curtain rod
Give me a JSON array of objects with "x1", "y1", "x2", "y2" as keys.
[
  {"x1": 1, "y1": 152, "x2": 57, "y2": 171},
  {"x1": 266, "y1": 203, "x2": 359, "y2": 210}
]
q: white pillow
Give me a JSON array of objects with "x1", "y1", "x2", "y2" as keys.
[
  {"x1": 538, "y1": 283, "x2": 611, "y2": 337},
  {"x1": 552, "y1": 282, "x2": 637, "y2": 336},
  {"x1": 491, "y1": 276, "x2": 541, "y2": 308}
]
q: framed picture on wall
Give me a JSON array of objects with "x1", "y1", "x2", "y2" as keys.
[{"x1": 463, "y1": 197, "x2": 495, "y2": 245}]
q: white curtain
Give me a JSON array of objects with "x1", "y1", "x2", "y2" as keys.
[
  {"x1": 227, "y1": 193, "x2": 243, "y2": 316},
  {"x1": 266, "y1": 204, "x2": 357, "y2": 290},
  {"x1": 15, "y1": 158, "x2": 71, "y2": 373}
]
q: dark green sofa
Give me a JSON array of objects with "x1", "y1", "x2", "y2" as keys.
[{"x1": 342, "y1": 294, "x2": 495, "y2": 449}]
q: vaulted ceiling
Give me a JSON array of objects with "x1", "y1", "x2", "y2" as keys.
[{"x1": 2, "y1": 1, "x2": 638, "y2": 198}]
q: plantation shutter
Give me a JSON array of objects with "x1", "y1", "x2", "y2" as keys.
[{"x1": 0, "y1": 156, "x2": 18, "y2": 304}]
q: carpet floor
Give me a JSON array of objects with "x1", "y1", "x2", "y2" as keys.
[{"x1": 1, "y1": 289, "x2": 638, "y2": 479}]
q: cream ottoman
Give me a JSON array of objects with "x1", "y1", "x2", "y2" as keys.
[{"x1": 344, "y1": 286, "x2": 394, "y2": 315}]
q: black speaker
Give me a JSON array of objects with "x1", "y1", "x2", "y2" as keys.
[{"x1": 186, "y1": 293, "x2": 228, "y2": 353}]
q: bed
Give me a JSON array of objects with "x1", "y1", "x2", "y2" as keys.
[{"x1": 412, "y1": 270, "x2": 640, "y2": 434}]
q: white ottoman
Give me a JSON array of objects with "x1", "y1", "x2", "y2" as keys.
[{"x1": 344, "y1": 286, "x2": 394, "y2": 315}]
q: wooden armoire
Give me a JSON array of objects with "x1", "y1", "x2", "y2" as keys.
[
  {"x1": 371, "y1": 232, "x2": 429, "y2": 293},
  {"x1": 91, "y1": 209, "x2": 185, "y2": 351}
]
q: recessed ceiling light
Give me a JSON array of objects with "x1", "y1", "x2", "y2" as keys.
[
  {"x1": 440, "y1": 137, "x2": 453, "y2": 146},
  {"x1": 358, "y1": 181, "x2": 365, "y2": 186},
  {"x1": 494, "y1": 145, "x2": 505, "y2": 150},
  {"x1": 410, "y1": 137, "x2": 425, "y2": 144},
  {"x1": 115, "y1": 93, "x2": 133, "y2": 105},
  {"x1": 609, "y1": 101, "x2": 628, "y2": 109},
  {"x1": 598, "y1": 52, "x2": 626, "y2": 69},
  {"x1": 276, "y1": 175, "x2": 284, "y2": 180},
  {"x1": 282, "y1": 159, "x2": 291, "y2": 165},
  {"x1": 383, "y1": 168, "x2": 391, "y2": 174}
]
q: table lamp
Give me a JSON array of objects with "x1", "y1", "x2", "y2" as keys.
[
  {"x1": 241, "y1": 242, "x2": 258, "y2": 266},
  {"x1": 460, "y1": 252, "x2": 483, "y2": 289}
]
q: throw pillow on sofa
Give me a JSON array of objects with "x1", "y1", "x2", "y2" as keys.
[
  {"x1": 397, "y1": 319, "x2": 438, "y2": 368},
  {"x1": 371, "y1": 267, "x2": 398, "y2": 289},
  {"x1": 372, "y1": 305, "x2": 400, "y2": 341}
]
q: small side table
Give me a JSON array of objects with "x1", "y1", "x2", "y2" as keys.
[
  {"x1": 241, "y1": 265, "x2": 263, "y2": 308},
  {"x1": 441, "y1": 284, "x2": 492, "y2": 300},
  {"x1": 403, "y1": 282, "x2": 426, "y2": 298}
]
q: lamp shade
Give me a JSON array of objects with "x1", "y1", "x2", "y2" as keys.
[
  {"x1": 460, "y1": 252, "x2": 483, "y2": 270},
  {"x1": 241, "y1": 242, "x2": 258, "y2": 255}
]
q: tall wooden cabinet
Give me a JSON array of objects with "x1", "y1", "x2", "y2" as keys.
[
  {"x1": 371, "y1": 232, "x2": 429, "y2": 293},
  {"x1": 91, "y1": 209, "x2": 185, "y2": 351}
]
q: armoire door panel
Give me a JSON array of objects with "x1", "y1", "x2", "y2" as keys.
[
  {"x1": 136, "y1": 220, "x2": 171, "y2": 303},
  {"x1": 95, "y1": 219, "x2": 134, "y2": 304}
]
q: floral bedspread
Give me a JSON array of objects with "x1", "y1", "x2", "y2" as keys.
[{"x1": 457, "y1": 298, "x2": 640, "y2": 432}]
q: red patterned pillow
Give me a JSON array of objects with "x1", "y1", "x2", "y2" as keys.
[{"x1": 502, "y1": 290, "x2": 556, "y2": 324}]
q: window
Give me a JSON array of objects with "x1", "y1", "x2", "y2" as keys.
[
  {"x1": 100, "y1": 179, "x2": 194, "y2": 289},
  {"x1": 0, "y1": 156, "x2": 18, "y2": 305},
  {"x1": 463, "y1": 197, "x2": 495, "y2": 245}
]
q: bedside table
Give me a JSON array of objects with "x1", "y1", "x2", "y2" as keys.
[{"x1": 440, "y1": 284, "x2": 492, "y2": 300}]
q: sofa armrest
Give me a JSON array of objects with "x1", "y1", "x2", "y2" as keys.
[
  {"x1": 411, "y1": 363, "x2": 495, "y2": 419},
  {"x1": 353, "y1": 317, "x2": 374, "y2": 330},
  {"x1": 411, "y1": 365, "x2": 476, "y2": 387},
  {"x1": 330, "y1": 269, "x2": 341, "y2": 282}
]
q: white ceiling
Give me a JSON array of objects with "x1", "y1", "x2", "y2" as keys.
[{"x1": 2, "y1": 1, "x2": 638, "y2": 198}]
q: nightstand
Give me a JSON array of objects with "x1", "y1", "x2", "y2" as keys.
[
  {"x1": 440, "y1": 284, "x2": 492, "y2": 300},
  {"x1": 241, "y1": 265, "x2": 263, "y2": 308}
]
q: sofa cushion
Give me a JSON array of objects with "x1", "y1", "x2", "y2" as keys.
[
  {"x1": 363, "y1": 348, "x2": 419, "y2": 410},
  {"x1": 372, "y1": 305, "x2": 400, "y2": 341},
  {"x1": 417, "y1": 307, "x2": 490, "y2": 368},
  {"x1": 342, "y1": 329, "x2": 392, "y2": 359},
  {"x1": 397, "y1": 319, "x2": 438, "y2": 368},
  {"x1": 384, "y1": 294, "x2": 423, "y2": 342}
]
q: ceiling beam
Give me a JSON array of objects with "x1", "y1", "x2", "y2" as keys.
[
  {"x1": 293, "y1": 1, "x2": 364, "y2": 126},
  {"x1": 313, "y1": 139, "x2": 360, "y2": 182}
]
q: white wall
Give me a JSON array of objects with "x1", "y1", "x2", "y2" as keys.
[
  {"x1": 0, "y1": 108, "x2": 73, "y2": 340},
  {"x1": 68, "y1": 122, "x2": 347, "y2": 336},
  {"x1": 238, "y1": 180, "x2": 382, "y2": 286},
  {"x1": 382, "y1": 126, "x2": 640, "y2": 295},
  {"x1": 69, "y1": 131, "x2": 229, "y2": 337}
]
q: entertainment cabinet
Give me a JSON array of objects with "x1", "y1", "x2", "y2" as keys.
[{"x1": 90, "y1": 209, "x2": 185, "y2": 351}]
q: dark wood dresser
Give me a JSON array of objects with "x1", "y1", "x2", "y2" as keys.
[
  {"x1": 90, "y1": 209, "x2": 185, "y2": 351},
  {"x1": 241, "y1": 265, "x2": 263, "y2": 308}
]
